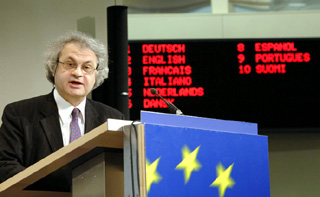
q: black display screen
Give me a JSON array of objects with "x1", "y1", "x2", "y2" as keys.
[{"x1": 128, "y1": 39, "x2": 320, "y2": 132}]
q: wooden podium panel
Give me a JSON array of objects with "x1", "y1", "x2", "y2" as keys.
[{"x1": 0, "y1": 122, "x2": 124, "y2": 197}]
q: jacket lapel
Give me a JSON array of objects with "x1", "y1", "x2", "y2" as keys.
[
  {"x1": 40, "y1": 92, "x2": 64, "y2": 152},
  {"x1": 84, "y1": 99, "x2": 100, "y2": 133}
]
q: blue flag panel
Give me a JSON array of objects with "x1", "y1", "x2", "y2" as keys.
[{"x1": 144, "y1": 124, "x2": 270, "y2": 197}]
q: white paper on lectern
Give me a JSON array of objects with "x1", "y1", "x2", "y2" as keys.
[{"x1": 107, "y1": 119, "x2": 139, "y2": 131}]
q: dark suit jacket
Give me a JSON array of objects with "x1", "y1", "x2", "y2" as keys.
[{"x1": 0, "y1": 91, "x2": 124, "y2": 188}]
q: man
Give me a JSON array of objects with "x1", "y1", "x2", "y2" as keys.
[{"x1": 0, "y1": 31, "x2": 124, "y2": 189}]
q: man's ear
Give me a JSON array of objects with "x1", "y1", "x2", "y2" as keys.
[{"x1": 52, "y1": 66, "x2": 56, "y2": 77}]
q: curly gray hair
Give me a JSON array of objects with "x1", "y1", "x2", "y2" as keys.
[{"x1": 44, "y1": 31, "x2": 108, "y2": 89}]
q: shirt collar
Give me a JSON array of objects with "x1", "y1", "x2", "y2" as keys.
[{"x1": 53, "y1": 88, "x2": 86, "y2": 124}]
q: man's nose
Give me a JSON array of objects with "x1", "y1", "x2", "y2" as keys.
[{"x1": 72, "y1": 65, "x2": 84, "y2": 76}]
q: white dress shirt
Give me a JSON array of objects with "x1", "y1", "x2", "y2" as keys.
[{"x1": 53, "y1": 89, "x2": 86, "y2": 146}]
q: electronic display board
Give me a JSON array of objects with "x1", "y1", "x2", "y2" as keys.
[{"x1": 127, "y1": 39, "x2": 320, "y2": 132}]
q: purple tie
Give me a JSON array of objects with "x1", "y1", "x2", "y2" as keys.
[{"x1": 70, "y1": 108, "x2": 81, "y2": 143}]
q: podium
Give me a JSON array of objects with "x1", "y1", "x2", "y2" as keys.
[
  {"x1": 0, "y1": 122, "x2": 129, "y2": 197},
  {"x1": 140, "y1": 111, "x2": 270, "y2": 197},
  {"x1": 0, "y1": 111, "x2": 270, "y2": 197}
]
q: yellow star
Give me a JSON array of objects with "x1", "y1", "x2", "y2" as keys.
[
  {"x1": 175, "y1": 145, "x2": 201, "y2": 184},
  {"x1": 210, "y1": 163, "x2": 235, "y2": 197},
  {"x1": 146, "y1": 157, "x2": 162, "y2": 193}
]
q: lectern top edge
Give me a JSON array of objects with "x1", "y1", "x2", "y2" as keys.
[{"x1": 140, "y1": 111, "x2": 258, "y2": 135}]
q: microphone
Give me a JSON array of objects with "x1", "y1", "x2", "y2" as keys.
[{"x1": 150, "y1": 88, "x2": 183, "y2": 115}]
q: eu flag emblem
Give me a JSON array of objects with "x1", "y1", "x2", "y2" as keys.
[{"x1": 144, "y1": 124, "x2": 269, "y2": 197}]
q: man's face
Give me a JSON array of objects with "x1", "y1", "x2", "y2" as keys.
[{"x1": 54, "y1": 43, "x2": 97, "y2": 105}]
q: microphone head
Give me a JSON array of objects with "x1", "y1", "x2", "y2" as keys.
[{"x1": 150, "y1": 88, "x2": 157, "y2": 95}]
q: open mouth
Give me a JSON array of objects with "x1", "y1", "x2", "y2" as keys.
[{"x1": 70, "y1": 81, "x2": 83, "y2": 86}]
